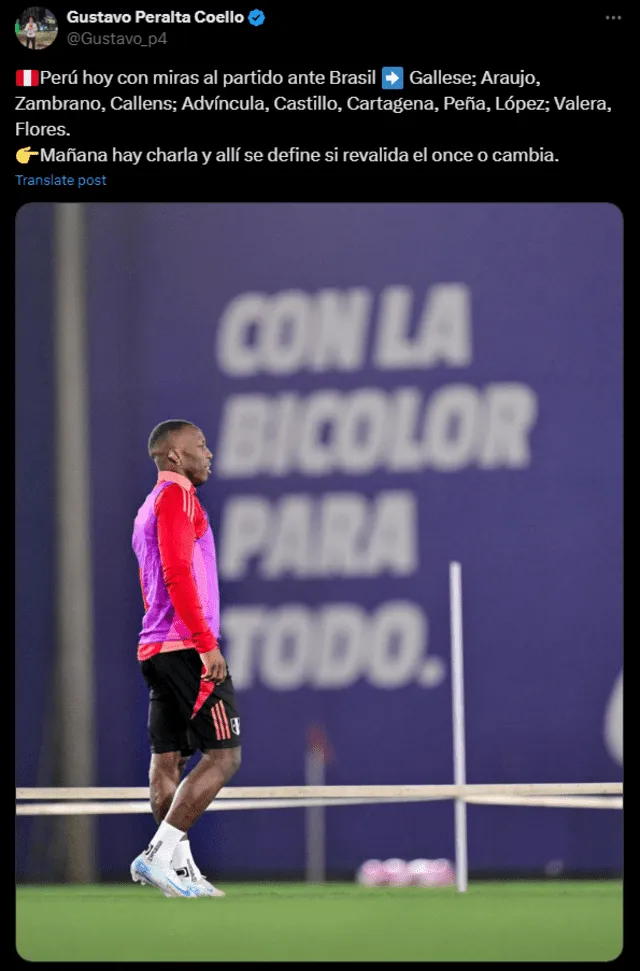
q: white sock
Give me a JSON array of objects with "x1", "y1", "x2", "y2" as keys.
[
  {"x1": 143, "y1": 821, "x2": 186, "y2": 867},
  {"x1": 172, "y1": 839, "x2": 201, "y2": 880}
]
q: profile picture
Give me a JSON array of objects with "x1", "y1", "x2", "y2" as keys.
[{"x1": 16, "y1": 7, "x2": 58, "y2": 50}]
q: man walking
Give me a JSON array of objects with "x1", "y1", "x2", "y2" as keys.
[{"x1": 130, "y1": 420, "x2": 241, "y2": 898}]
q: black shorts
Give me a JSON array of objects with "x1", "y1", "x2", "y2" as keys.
[{"x1": 140, "y1": 649, "x2": 241, "y2": 755}]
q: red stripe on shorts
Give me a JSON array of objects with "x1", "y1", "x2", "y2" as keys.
[
  {"x1": 218, "y1": 702, "x2": 231, "y2": 739},
  {"x1": 211, "y1": 702, "x2": 223, "y2": 740},
  {"x1": 191, "y1": 680, "x2": 214, "y2": 719}
]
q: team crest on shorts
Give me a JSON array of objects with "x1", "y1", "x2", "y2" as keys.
[{"x1": 230, "y1": 717, "x2": 240, "y2": 735}]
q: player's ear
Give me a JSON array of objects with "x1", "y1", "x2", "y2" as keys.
[{"x1": 167, "y1": 449, "x2": 179, "y2": 465}]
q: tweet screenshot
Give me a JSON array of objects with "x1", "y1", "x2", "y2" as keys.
[{"x1": 15, "y1": 4, "x2": 624, "y2": 965}]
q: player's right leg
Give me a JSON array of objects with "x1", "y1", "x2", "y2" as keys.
[{"x1": 149, "y1": 751, "x2": 187, "y2": 823}]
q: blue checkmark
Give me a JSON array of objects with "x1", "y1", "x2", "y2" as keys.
[{"x1": 248, "y1": 9, "x2": 265, "y2": 25}]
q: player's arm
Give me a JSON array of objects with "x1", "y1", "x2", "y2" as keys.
[
  {"x1": 154, "y1": 484, "x2": 218, "y2": 655},
  {"x1": 138, "y1": 568, "x2": 149, "y2": 610}
]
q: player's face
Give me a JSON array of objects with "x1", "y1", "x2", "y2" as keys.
[{"x1": 175, "y1": 426, "x2": 212, "y2": 486}]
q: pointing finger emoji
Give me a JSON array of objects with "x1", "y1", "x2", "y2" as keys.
[{"x1": 16, "y1": 146, "x2": 39, "y2": 164}]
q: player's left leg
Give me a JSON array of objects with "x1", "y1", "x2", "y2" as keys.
[
  {"x1": 164, "y1": 659, "x2": 242, "y2": 893},
  {"x1": 149, "y1": 748, "x2": 216, "y2": 888},
  {"x1": 172, "y1": 670, "x2": 243, "y2": 890},
  {"x1": 166, "y1": 747, "x2": 241, "y2": 895},
  {"x1": 134, "y1": 650, "x2": 241, "y2": 896},
  {"x1": 167, "y1": 746, "x2": 242, "y2": 830}
]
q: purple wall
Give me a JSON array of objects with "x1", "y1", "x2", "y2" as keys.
[
  {"x1": 15, "y1": 204, "x2": 57, "y2": 878},
  {"x1": 16, "y1": 203, "x2": 623, "y2": 878}
]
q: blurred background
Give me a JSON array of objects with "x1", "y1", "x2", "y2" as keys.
[{"x1": 15, "y1": 203, "x2": 622, "y2": 884}]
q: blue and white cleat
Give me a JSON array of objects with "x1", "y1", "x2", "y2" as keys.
[
  {"x1": 175, "y1": 868, "x2": 226, "y2": 897},
  {"x1": 130, "y1": 853, "x2": 194, "y2": 898}
]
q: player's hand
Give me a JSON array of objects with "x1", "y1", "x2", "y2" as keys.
[{"x1": 200, "y1": 647, "x2": 227, "y2": 684}]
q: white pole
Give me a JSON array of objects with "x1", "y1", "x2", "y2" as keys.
[
  {"x1": 305, "y1": 746, "x2": 326, "y2": 882},
  {"x1": 449, "y1": 561, "x2": 468, "y2": 892}
]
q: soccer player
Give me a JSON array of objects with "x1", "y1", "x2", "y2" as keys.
[{"x1": 129, "y1": 421, "x2": 241, "y2": 898}]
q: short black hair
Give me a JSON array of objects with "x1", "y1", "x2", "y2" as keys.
[{"x1": 147, "y1": 420, "x2": 195, "y2": 457}]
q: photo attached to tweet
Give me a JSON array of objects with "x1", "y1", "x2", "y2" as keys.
[{"x1": 15, "y1": 9, "x2": 625, "y2": 960}]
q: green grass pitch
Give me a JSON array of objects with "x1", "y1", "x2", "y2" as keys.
[{"x1": 16, "y1": 880, "x2": 622, "y2": 962}]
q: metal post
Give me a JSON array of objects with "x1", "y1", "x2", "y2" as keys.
[
  {"x1": 53, "y1": 203, "x2": 97, "y2": 883},
  {"x1": 449, "y1": 561, "x2": 468, "y2": 892},
  {"x1": 305, "y1": 747, "x2": 326, "y2": 882},
  {"x1": 305, "y1": 726, "x2": 331, "y2": 882}
]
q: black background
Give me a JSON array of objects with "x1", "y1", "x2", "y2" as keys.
[{"x1": 11, "y1": 3, "x2": 628, "y2": 202}]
